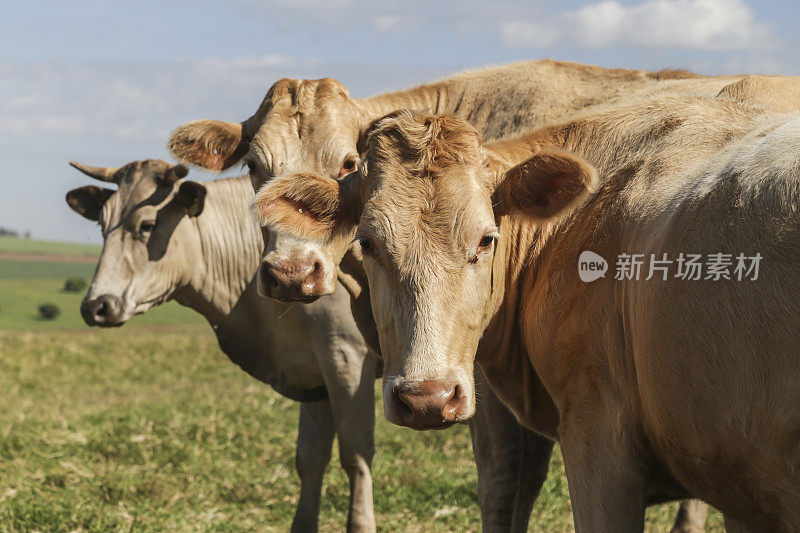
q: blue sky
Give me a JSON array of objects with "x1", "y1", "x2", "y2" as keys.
[{"x1": 1, "y1": 0, "x2": 798, "y2": 243}]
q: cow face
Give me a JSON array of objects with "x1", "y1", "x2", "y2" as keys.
[
  {"x1": 255, "y1": 111, "x2": 595, "y2": 429},
  {"x1": 66, "y1": 160, "x2": 206, "y2": 326},
  {"x1": 168, "y1": 78, "x2": 366, "y2": 302}
]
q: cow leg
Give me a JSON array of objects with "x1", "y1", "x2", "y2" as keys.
[
  {"x1": 469, "y1": 368, "x2": 554, "y2": 532},
  {"x1": 560, "y1": 417, "x2": 646, "y2": 533},
  {"x1": 322, "y1": 348, "x2": 378, "y2": 533},
  {"x1": 670, "y1": 499, "x2": 708, "y2": 533},
  {"x1": 513, "y1": 429, "x2": 555, "y2": 529},
  {"x1": 292, "y1": 400, "x2": 336, "y2": 533}
]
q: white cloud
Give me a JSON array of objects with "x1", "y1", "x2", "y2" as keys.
[{"x1": 501, "y1": 0, "x2": 774, "y2": 51}]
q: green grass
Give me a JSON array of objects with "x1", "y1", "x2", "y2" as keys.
[
  {"x1": 0, "y1": 236, "x2": 100, "y2": 256},
  {"x1": 0, "y1": 278, "x2": 201, "y2": 331},
  {"x1": 0, "y1": 329, "x2": 725, "y2": 532},
  {"x1": 0, "y1": 244, "x2": 201, "y2": 330},
  {"x1": 0, "y1": 259, "x2": 96, "y2": 280}
]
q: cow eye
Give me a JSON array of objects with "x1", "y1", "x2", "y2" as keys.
[
  {"x1": 470, "y1": 231, "x2": 498, "y2": 263},
  {"x1": 245, "y1": 161, "x2": 256, "y2": 174},
  {"x1": 339, "y1": 155, "x2": 359, "y2": 178},
  {"x1": 140, "y1": 221, "x2": 156, "y2": 234},
  {"x1": 357, "y1": 237, "x2": 374, "y2": 255},
  {"x1": 479, "y1": 234, "x2": 496, "y2": 249}
]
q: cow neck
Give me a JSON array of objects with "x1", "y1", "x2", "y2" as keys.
[
  {"x1": 353, "y1": 60, "x2": 689, "y2": 142},
  {"x1": 476, "y1": 107, "x2": 676, "y2": 434},
  {"x1": 356, "y1": 80, "x2": 449, "y2": 120},
  {"x1": 478, "y1": 203, "x2": 562, "y2": 437},
  {"x1": 172, "y1": 176, "x2": 263, "y2": 329}
]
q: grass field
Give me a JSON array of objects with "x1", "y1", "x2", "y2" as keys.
[
  {"x1": 0, "y1": 259, "x2": 96, "y2": 280},
  {"x1": 0, "y1": 329, "x2": 724, "y2": 532},
  {"x1": 0, "y1": 239, "x2": 200, "y2": 331},
  {"x1": 0, "y1": 236, "x2": 100, "y2": 256},
  {"x1": 0, "y1": 239, "x2": 724, "y2": 531}
]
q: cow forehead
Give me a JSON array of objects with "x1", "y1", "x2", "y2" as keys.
[
  {"x1": 361, "y1": 179, "x2": 493, "y2": 270},
  {"x1": 366, "y1": 111, "x2": 483, "y2": 176},
  {"x1": 248, "y1": 85, "x2": 359, "y2": 175},
  {"x1": 101, "y1": 162, "x2": 176, "y2": 225},
  {"x1": 251, "y1": 78, "x2": 356, "y2": 138}
]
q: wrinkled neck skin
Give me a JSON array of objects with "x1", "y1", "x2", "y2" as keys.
[{"x1": 172, "y1": 177, "x2": 263, "y2": 329}]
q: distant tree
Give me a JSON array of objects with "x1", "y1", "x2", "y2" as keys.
[
  {"x1": 63, "y1": 277, "x2": 88, "y2": 293},
  {"x1": 0, "y1": 227, "x2": 19, "y2": 237},
  {"x1": 38, "y1": 303, "x2": 61, "y2": 320},
  {"x1": 24, "y1": 231, "x2": 31, "y2": 239}
]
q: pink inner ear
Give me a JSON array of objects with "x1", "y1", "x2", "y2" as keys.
[
  {"x1": 190, "y1": 146, "x2": 226, "y2": 171},
  {"x1": 255, "y1": 195, "x2": 333, "y2": 241}
]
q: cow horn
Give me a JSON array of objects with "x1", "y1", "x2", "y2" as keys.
[
  {"x1": 69, "y1": 161, "x2": 120, "y2": 183},
  {"x1": 163, "y1": 164, "x2": 189, "y2": 184}
]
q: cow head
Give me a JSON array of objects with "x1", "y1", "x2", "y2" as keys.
[
  {"x1": 168, "y1": 77, "x2": 371, "y2": 302},
  {"x1": 254, "y1": 111, "x2": 595, "y2": 429},
  {"x1": 66, "y1": 160, "x2": 206, "y2": 326}
]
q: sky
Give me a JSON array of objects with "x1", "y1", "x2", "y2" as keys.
[{"x1": 1, "y1": 0, "x2": 798, "y2": 244}]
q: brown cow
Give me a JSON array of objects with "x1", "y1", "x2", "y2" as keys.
[
  {"x1": 253, "y1": 98, "x2": 800, "y2": 530},
  {"x1": 168, "y1": 60, "x2": 742, "y2": 531}
]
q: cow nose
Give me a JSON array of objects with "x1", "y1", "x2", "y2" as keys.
[
  {"x1": 80, "y1": 295, "x2": 124, "y2": 327},
  {"x1": 258, "y1": 259, "x2": 325, "y2": 302},
  {"x1": 391, "y1": 380, "x2": 466, "y2": 430}
]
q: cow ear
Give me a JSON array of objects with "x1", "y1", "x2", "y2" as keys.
[
  {"x1": 173, "y1": 181, "x2": 207, "y2": 217},
  {"x1": 167, "y1": 119, "x2": 248, "y2": 171},
  {"x1": 66, "y1": 186, "x2": 115, "y2": 221},
  {"x1": 492, "y1": 149, "x2": 596, "y2": 221},
  {"x1": 252, "y1": 171, "x2": 363, "y2": 242}
]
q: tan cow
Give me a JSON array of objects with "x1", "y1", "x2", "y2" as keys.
[
  {"x1": 254, "y1": 98, "x2": 800, "y2": 530},
  {"x1": 167, "y1": 60, "x2": 745, "y2": 532},
  {"x1": 66, "y1": 160, "x2": 378, "y2": 532}
]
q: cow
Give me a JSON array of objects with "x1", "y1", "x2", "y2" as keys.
[
  {"x1": 252, "y1": 97, "x2": 800, "y2": 530},
  {"x1": 65, "y1": 160, "x2": 378, "y2": 532},
  {"x1": 167, "y1": 59, "x2": 742, "y2": 532}
]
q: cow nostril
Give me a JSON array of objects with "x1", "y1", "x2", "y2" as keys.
[
  {"x1": 260, "y1": 263, "x2": 277, "y2": 288},
  {"x1": 443, "y1": 385, "x2": 462, "y2": 417},
  {"x1": 394, "y1": 388, "x2": 413, "y2": 420},
  {"x1": 312, "y1": 261, "x2": 320, "y2": 273},
  {"x1": 95, "y1": 301, "x2": 107, "y2": 317},
  {"x1": 451, "y1": 384, "x2": 461, "y2": 401}
]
